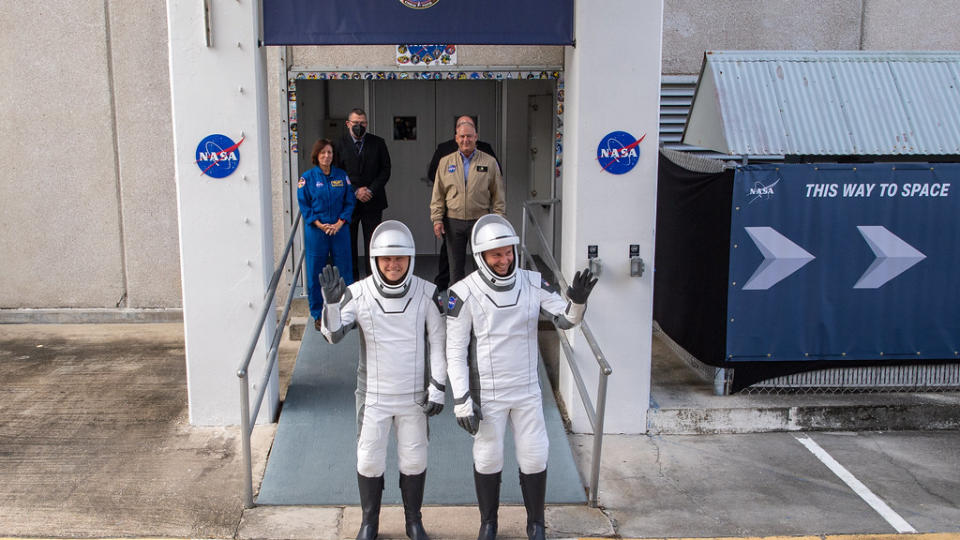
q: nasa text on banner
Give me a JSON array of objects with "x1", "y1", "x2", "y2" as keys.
[
  {"x1": 726, "y1": 163, "x2": 960, "y2": 362},
  {"x1": 262, "y1": 0, "x2": 573, "y2": 46}
]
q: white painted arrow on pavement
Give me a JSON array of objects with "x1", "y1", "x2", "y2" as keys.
[
  {"x1": 853, "y1": 226, "x2": 926, "y2": 289},
  {"x1": 743, "y1": 226, "x2": 816, "y2": 290}
]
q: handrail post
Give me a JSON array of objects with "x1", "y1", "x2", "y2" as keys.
[
  {"x1": 521, "y1": 198, "x2": 613, "y2": 510},
  {"x1": 239, "y1": 371, "x2": 254, "y2": 509},
  {"x1": 589, "y1": 370, "x2": 610, "y2": 507},
  {"x1": 235, "y1": 210, "x2": 304, "y2": 509}
]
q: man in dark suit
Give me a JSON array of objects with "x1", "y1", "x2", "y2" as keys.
[
  {"x1": 334, "y1": 108, "x2": 392, "y2": 281},
  {"x1": 426, "y1": 116, "x2": 498, "y2": 291}
]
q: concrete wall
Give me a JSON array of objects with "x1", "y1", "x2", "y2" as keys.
[
  {"x1": 1, "y1": 2, "x2": 124, "y2": 308},
  {"x1": 108, "y1": 0, "x2": 181, "y2": 308},
  {"x1": 862, "y1": 0, "x2": 960, "y2": 50},
  {"x1": 0, "y1": 1, "x2": 180, "y2": 311},
  {"x1": 662, "y1": 0, "x2": 863, "y2": 74}
]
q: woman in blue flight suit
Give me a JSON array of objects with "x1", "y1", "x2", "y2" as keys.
[{"x1": 298, "y1": 138, "x2": 356, "y2": 328}]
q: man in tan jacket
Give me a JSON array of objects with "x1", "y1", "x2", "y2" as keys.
[{"x1": 430, "y1": 120, "x2": 505, "y2": 288}]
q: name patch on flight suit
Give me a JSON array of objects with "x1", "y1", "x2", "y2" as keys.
[
  {"x1": 476, "y1": 165, "x2": 489, "y2": 172},
  {"x1": 330, "y1": 179, "x2": 344, "y2": 187}
]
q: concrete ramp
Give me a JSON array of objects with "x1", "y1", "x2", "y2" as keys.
[{"x1": 256, "y1": 323, "x2": 586, "y2": 505}]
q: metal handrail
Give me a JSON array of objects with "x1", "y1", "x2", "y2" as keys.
[
  {"x1": 520, "y1": 200, "x2": 612, "y2": 508},
  {"x1": 236, "y1": 210, "x2": 305, "y2": 509}
]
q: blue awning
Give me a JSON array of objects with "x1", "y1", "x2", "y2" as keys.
[{"x1": 262, "y1": 0, "x2": 574, "y2": 46}]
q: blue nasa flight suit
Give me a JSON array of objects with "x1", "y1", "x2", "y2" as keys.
[{"x1": 297, "y1": 165, "x2": 356, "y2": 320}]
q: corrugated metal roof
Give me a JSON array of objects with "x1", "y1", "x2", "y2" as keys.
[{"x1": 682, "y1": 51, "x2": 960, "y2": 156}]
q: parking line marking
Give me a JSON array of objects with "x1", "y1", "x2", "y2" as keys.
[{"x1": 795, "y1": 434, "x2": 917, "y2": 534}]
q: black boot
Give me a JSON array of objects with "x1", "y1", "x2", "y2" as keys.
[
  {"x1": 519, "y1": 468, "x2": 547, "y2": 540},
  {"x1": 357, "y1": 473, "x2": 384, "y2": 540},
  {"x1": 474, "y1": 468, "x2": 501, "y2": 540},
  {"x1": 400, "y1": 471, "x2": 430, "y2": 540}
]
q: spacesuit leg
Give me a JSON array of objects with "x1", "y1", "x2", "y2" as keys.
[
  {"x1": 510, "y1": 392, "x2": 549, "y2": 540},
  {"x1": 356, "y1": 403, "x2": 391, "y2": 478},
  {"x1": 396, "y1": 404, "x2": 430, "y2": 538},
  {"x1": 472, "y1": 400, "x2": 508, "y2": 474},
  {"x1": 509, "y1": 392, "x2": 549, "y2": 475},
  {"x1": 395, "y1": 404, "x2": 429, "y2": 475},
  {"x1": 473, "y1": 400, "x2": 508, "y2": 540},
  {"x1": 356, "y1": 404, "x2": 390, "y2": 540}
]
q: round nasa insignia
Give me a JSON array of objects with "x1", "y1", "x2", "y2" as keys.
[
  {"x1": 596, "y1": 131, "x2": 644, "y2": 175},
  {"x1": 399, "y1": 0, "x2": 439, "y2": 9},
  {"x1": 196, "y1": 134, "x2": 243, "y2": 178},
  {"x1": 447, "y1": 164, "x2": 456, "y2": 173}
]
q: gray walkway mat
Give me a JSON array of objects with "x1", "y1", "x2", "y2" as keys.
[{"x1": 257, "y1": 323, "x2": 586, "y2": 505}]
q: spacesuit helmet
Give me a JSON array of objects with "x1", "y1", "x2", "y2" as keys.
[
  {"x1": 369, "y1": 220, "x2": 416, "y2": 297},
  {"x1": 471, "y1": 214, "x2": 519, "y2": 289}
]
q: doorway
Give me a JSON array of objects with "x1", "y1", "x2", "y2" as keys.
[{"x1": 290, "y1": 75, "x2": 559, "y2": 260}]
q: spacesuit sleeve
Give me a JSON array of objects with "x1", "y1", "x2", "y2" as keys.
[
  {"x1": 320, "y1": 286, "x2": 358, "y2": 344},
  {"x1": 538, "y1": 277, "x2": 586, "y2": 330},
  {"x1": 444, "y1": 288, "x2": 472, "y2": 407},
  {"x1": 425, "y1": 287, "x2": 447, "y2": 404}
]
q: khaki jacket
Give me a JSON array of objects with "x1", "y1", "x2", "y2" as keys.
[{"x1": 430, "y1": 149, "x2": 505, "y2": 222}]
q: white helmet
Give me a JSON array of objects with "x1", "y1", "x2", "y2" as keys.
[
  {"x1": 369, "y1": 220, "x2": 415, "y2": 297},
  {"x1": 471, "y1": 214, "x2": 519, "y2": 289}
]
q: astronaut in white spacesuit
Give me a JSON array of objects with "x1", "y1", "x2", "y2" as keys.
[
  {"x1": 445, "y1": 214, "x2": 597, "y2": 540},
  {"x1": 319, "y1": 220, "x2": 446, "y2": 540}
]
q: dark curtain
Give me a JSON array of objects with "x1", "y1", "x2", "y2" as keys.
[{"x1": 654, "y1": 152, "x2": 734, "y2": 368}]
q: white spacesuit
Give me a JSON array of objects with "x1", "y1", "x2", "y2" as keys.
[
  {"x1": 320, "y1": 220, "x2": 445, "y2": 540},
  {"x1": 445, "y1": 214, "x2": 597, "y2": 540}
]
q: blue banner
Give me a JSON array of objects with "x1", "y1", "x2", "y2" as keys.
[
  {"x1": 726, "y1": 163, "x2": 960, "y2": 362},
  {"x1": 263, "y1": 0, "x2": 574, "y2": 45}
]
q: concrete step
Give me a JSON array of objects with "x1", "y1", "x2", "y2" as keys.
[
  {"x1": 288, "y1": 317, "x2": 307, "y2": 341},
  {"x1": 289, "y1": 297, "x2": 309, "y2": 318},
  {"x1": 646, "y1": 395, "x2": 960, "y2": 434},
  {"x1": 285, "y1": 298, "x2": 309, "y2": 341}
]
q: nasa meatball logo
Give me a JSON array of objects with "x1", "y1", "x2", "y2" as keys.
[
  {"x1": 596, "y1": 131, "x2": 646, "y2": 175},
  {"x1": 196, "y1": 134, "x2": 244, "y2": 178},
  {"x1": 399, "y1": 0, "x2": 439, "y2": 9}
]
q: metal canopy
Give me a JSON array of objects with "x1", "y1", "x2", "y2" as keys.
[{"x1": 682, "y1": 51, "x2": 960, "y2": 156}]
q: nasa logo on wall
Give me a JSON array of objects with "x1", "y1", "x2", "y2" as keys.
[
  {"x1": 596, "y1": 131, "x2": 646, "y2": 175},
  {"x1": 399, "y1": 0, "x2": 439, "y2": 9},
  {"x1": 195, "y1": 134, "x2": 244, "y2": 178}
]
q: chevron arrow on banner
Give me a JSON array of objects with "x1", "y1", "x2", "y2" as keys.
[
  {"x1": 853, "y1": 226, "x2": 926, "y2": 289},
  {"x1": 742, "y1": 227, "x2": 816, "y2": 290}
]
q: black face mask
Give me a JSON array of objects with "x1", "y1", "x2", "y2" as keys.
[{"x1": 351, "y1": 123, "x2": 366, "y2": 139}]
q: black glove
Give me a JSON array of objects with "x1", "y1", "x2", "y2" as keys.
[
  {"x1": 422, "y1": 401, "x2": 444, "y2": 417},
  {"x1": 566, "y1": 268, "x2": 598, "y2": 304},
  {"x1": 456, "y1": 403, "x2": 483, "y2": 435},
  {"x1": 319, "y1": 264, "x2": 346, "y2": 304}
]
